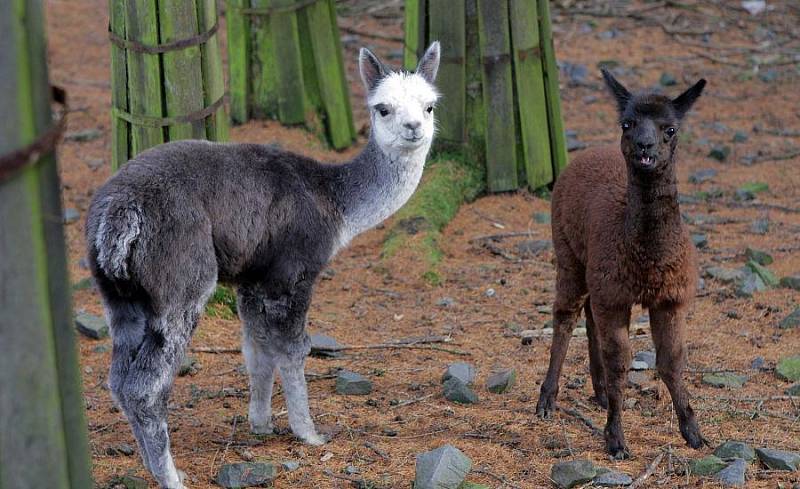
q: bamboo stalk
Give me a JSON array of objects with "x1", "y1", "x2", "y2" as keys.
[
  {"x1": 269, "y1": 0, "x2": 307, "y2": 124},
  {"x1": 477, "y1": 0, "x2": 518, "y2": 191},
  {"x1": 538, "y1": 0, "x2": 569, "y2": 176},
  {"x1": 0, "y1": 1, "x2": 91, "y2": 487},
  {"x1": 109, "y1": 0, "x2": 130, "y2": 170},
  {"x1": 305, "y1": 0, "x2": 355, "y2": 148},
  {"x1": 464, "y1": 0, "x2": 485, "y2": 174},
  {"x1": 197, "y1": 0, "x2": 229, "y2": 141},
  {"x1": 226, "y1": 0, "x2": 250, "y2": 123},
  {"x1": 159, "y1": 0, "x2": 207, "y2": 141},
  {"x1": 403, "y1": 0, "x2": 426, "y2": 70},
  {"x1": 296, "y1": 6, "x2": 325, "y2": 138},
  {"x1": 250, "y1": 0, "x2": 279, "y2": 118},
  {"x1": 509, "y1": 0, "x2": 553, "y2": 189},
  {"x1": 428, "y1": 0, "x2": 465, "y2": 145},
  {"x1": 327, "y1": 0, "x2": 354, "y2": 136},
  {"x1": 124, "y1": 0, "x2": 165, "y2": 155}
]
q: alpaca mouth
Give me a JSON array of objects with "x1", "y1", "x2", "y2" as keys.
[
  {"x1": 402, "y1": 135, "x2": 423, "y2": 143},
  {"x1": 639, "y1": 155, "x2": 655, "y2": 168}
]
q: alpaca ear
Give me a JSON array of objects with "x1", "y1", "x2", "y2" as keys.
[
  {"x1": 672, "y1": 79, "x2": 706, "y2": 119},
  {"x1": 601, "y1": 69, "x2": 631, "y2": 115},
  {"x1": 359, "y1": 47, "x2": 387, "y2": 91},
  {"x1": 415, "y1": 41, "x2": 440, "y2": 84}
]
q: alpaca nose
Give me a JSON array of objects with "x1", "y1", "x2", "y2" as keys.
[
  {"x1": 636, "y1": 141, "x2": 654, "y2": 152},
  {"x1": 404, "y1": 121, "x2": 421, "y2": 131}
]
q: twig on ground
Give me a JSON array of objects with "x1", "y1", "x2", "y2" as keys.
[
  {"x1": 364, "y1": 441, "x2": 389, "y2": 460},
  {"x1": 629, "y1": 451, "x2": 665, "y2": 489},
  {"x1": 558, "y1": 404, "x2": 604, "y2": 438},
  {"x1": 343, "y1": 343, "x2": 471, "y2": 356},
  {"x1": 391, "y1": 393, "x2": 435, "y2": 408},
  {"x1": 718, "y1": 200, "x2": 800, "y2": 214},
  {"x1": 322, "y1": 469, "x2": 363, "y2": 483},
  {"x1": 191, "y1": 346, "x2": 240, "y2": 354},
  {"x1": 468, "y1": 231, "x2": 534, "y2": 243},
  {"x1": 473, "y1": 467, "x2": 523, "y2": 489}
]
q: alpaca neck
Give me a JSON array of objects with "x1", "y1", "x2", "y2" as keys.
[
  {"x1": 329, "y1": 133, "x2": 430, "y2": 249},
  {"x1": 624, "y1": 164, "x2": 682, "y2": 259}
]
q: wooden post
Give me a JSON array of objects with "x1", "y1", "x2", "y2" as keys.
[
  {"x1": 0, "y1": 1, "x2": 93, "y2": 487},
  {"x1": 226, "y1": 0, "x2": 251, "y2": 123},
  {"x1": 228, "y1": 0, "x2": 356, "y2": 149},
  {"x1": 110, "y1": 0, "x2": 229, "y2": 169},
  {"x1": 405, "y1": 0, "x2": 569, "y2": 191}
]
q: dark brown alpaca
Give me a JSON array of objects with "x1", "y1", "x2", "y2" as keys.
[{"x1": 536, "y1": 70, "x2": 707, "y2": 459}]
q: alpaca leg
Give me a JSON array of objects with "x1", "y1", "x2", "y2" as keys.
[
  {"x1": 277, "y1": 345, "x2": 325, "y2": 446},
  {"x1": 650, "y1": 304, "x2": 705, "y2": 449},
  {"x1": 237, "y1": 286, "x2": 277, "y2": 435},
  {"x1": 536, "y1": 264, "x2": 586, "y2": 418},
  {"x1": 584, "y1": 297, "x2": 608, "y2": 408},
  {"x1": 594, "y1": 302, "x2": 632, "y2": 460},
  {"x1": 114, "y1": 313, "x2": 194, "y2": 489}
]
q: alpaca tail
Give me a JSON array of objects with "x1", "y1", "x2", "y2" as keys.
[{"x1": 93, "y1": 198, "x2": 143, "y2": 281}]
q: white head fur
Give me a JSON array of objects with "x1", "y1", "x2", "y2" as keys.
[{"x1": 359, "y1": 42, "x2": 441, "y2": 159}]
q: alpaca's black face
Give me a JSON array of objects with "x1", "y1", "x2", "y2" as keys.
[
  {"x1": 601, "y1": 69, "x2": 706, "y2": 177},
  {"x1": 619, "y1": 95, "x2": 680, "y2": 174}
]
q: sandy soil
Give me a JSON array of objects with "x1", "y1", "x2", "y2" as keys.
[{"x1": 44, "y1": 0, "x2": 799, "y2": 487}]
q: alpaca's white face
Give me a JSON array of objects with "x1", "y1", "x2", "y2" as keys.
[{"x1": 368, "y1": 73, "x2": 439, "y2": 154}]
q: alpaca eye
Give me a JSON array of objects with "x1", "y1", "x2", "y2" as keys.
[
  {"x1": 379, "y1": 108, "x2": 390, "y2": 117},
  {"x1": 426, "y1": 105, "x2": 434, "y2": 114},
  {"x1": 665, "y1": 127, "x2": 676, "y2": 137},
  {"x1": 622, "y1": 121, "x2": 632, "y2": 130}
]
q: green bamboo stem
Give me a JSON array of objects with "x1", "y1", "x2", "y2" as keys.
[
  {"x1": 509, "y1": 0, "x2": 553, "y2": 189},
  {"x1": 124, "y1": 0, "x2": 165, "y2": 155},
  {"x1": 226, "y1": 0, "x2": 250, "y2": 123},
  {"x1": 250, "y1": 0, "x2": 279, "y2": 118},
  {"x1": 269, "y1": 0, "x2": 307, "y2": 124},
  {"x1": 327, "y1": 0, "x2": 354, "y2": 135},
  {"x1": 403, "y1": 0, "x2": 425, "y2": 70},
  {"x1": 0, "y1": 1, "x2": 92, "y2": 487},
  {"x1": 428, "y1": 0, "x2": 465, "y2": 145},
  {"x1": 464, "y1": 0, "x2": 485, "y2": 172},
  {"x1": 197, "y1": 0, "x2": 229, "y2": 141},
  {"x1": 296, "y1": 7, "x2": 325, "y2": 137},
  {"x1": 477, "y1": 0, "x2": 518, "y2": 191},
  {"x1": 305, "y1": 0, "x2": 355, "y2": 148},
  {"x1": 538, "y1": 0, "x2": 568, "y2": 177},
  {"x1": 110, "y1": 0, "x2": 130, "y2": 171}
]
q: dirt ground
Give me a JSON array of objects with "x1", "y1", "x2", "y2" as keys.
[{"x1": 45, "y1": 0, "x2": 799, "y2": 487}]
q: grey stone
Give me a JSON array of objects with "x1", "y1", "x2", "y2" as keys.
[
  {"x1": 689, "y1": 168, "x2": 717, "y2": 184},
  {"x1": 758, "y1": 69, "x2": 778, "y2": 83},
  {"x1": 216, "y1": 462, "x2": 277, "y2": 488},
  {"x1": 561, "y1": 62, "x2": 589, "y2": 86},
  {"x1": 87, "y1": 158, "x2": 105, "y2": 170},
  {"x1": 516, "y1": 239, "x2": 552, "y2": 256},
  {"x1": 442, "y1": 362, "x2": 476, "y2": 385},
  {"x1": 486, "y1": 369, "x2": 516, "y2": 394},
  {"x1": 715, "y1": 458, "x2": 747, "y2": 487},
  {"x1": 344, "y1": 465, "x2": 360, "y2": 475},
  {"x1": 109, "y1": 475, "x2": 148, "y2": 489},
  {"x1": 336, "y1": 370, "x2": 372, "y2": 395},
  {"x1": 745, "y1": 247, "x2": 773, "y2": 265},
  {"x1": 63, "y1": 207, "x2": 80, "y2": 224},
  {"x1": 745, "y1": 261, "x2": 778, "y2": 287},
  {"x1": 690, "y1": 455, "x2": 726, "y2": 475},
  {"x1": 550, "y1": 459, "x2": 596, "y2": 489},
  {"x1": 627, "y1": 370, "x2": 651, "y2": 389},
  {"x1": 703, "y1": 373, "x2": 747, "y2": 389},
  {"x1": 705, "y1": 267, "x2": 745, "y2": 284},
  {"x1": 437, "y1": 297, "x2": 455, "y2": 307},
  {"x1": 750, "y1": 356, "x2": 766, "y2": 370},
  {"x1": 310, "y1": 334, "x2": 344, "y2": 358},
  {"x1": 533, "y1": 212, "x2": 551, "y2": 224},
  {"x1": 630, "y1": 361, "x2": 649, "y2": 371},
  {"x1": 735, "y1": 273, "x2": 766, "y2": 298},
  {"x1": 105, "y1": 443, "x2": 135, "y2": 456},
  {"x1": 634, "y1": 350, "x2": 656, "y2": 370},
  {"x1": 708, "y1": 145, "x2": 731, "y2": 162},
  {"x1": 281, "y1": 461, "x2": 300, "y2": 472},
  {"x1": 443, "y1": 377, "x2": 478, "y2": 404},
  {"x1": 750, "y1": 218, "x2": 769, "y2": 235},
  {"x1": 484, "y1": 288, "x2": 496, "y2": 298},
  {"x1": 732, "y1": 131, "x2": 748, "y2": 143},
  {"x1": 755, "y1": 447, "x2": 800, "y2": 470},
  {"x1": 592, "y1": 470, "x2": 633, "y2": 486},
  {"x1": 414, "y1": 444, "x2": 472, "y2": 489},
  {"x1": 780, "y1": 276, "x2": 800, "y2": 291},
  {"x1": 75, "y1": 312, "x2": 109, "y2": 339},
  {"x1": 659, "y1": 72, "x2": 677, "y2": 86},
  {"x1": 691, "y1": 233, "x2": 708, "y2": 249},
  {"x1": 785, "y1": 383, "x2": 800, "y2": 396},
  {"x1": 714, "y1": 441, "x2": 755, "y2": 461},
  {"x1": 776, "y1": 356, "x2": 800, "y2": 382},
  {"x1": 778, "y1": 308, "x2": 800, "y2": 329},
  {"x1": 179, "y1": 356, "x2": 200, "y2": 377}
]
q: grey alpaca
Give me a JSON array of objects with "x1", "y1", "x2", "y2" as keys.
[{"x1": 86, "y1": 43, "x2": 440, "y2": 488}]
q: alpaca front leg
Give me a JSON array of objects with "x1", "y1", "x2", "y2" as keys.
[
  {"x1": 650, "y1": 304, "x2": 705, "y2": 449},
  {"x1": 242, "y1": 338, "x2": 277, "y2": 435}
]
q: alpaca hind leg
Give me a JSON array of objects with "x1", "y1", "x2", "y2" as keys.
[
  {"x1": 650, "y1": 304, "x2": 705, "y2": 449},
  {"x1": 585, "y1": 297, "x2": 608, "y2": 408},
  {"x1": 594, "y1": 302, "x2": 632, "y2": 460},
  {"x1": 116, "y1": 313, "x2": 194, "y2": 489},
  {"x1": 237, "y1": 286, "x2": 278, "y2": 435},
  {"x1": 536, "y1": 264, "x2": 586, "y2": 418},
  {"x1": 277, "y1": 342, "x2": 325, "y2": 446}
]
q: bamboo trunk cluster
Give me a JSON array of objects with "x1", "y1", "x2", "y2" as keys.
[
  {"x1": 109, "y1": 0, "x2": 229, "y2": 170},
  {"x1": 0, "y1": 1, "x2": 93, "y2": 487},
  {"x1": 405, "y1": 0, "x2": 568, "y2": 192},
  {"x1": 226, "y1": 0, "x2": 356, "y2": 150}
]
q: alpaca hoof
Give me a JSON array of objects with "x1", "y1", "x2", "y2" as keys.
[
  {"x1": 606, "y1": 440, "x2": 630, "y2": 460},
  {"x1": 250, "y1": 422, "x2": 276, "y2": 436},
  {"x1": 536, "y1": 397, "x2": 556, "y2": 419},
  {"x1": 300, "y1": 432, "x2": 326, "y2": 446},
  {"x1": 591, "y1": 393, "x2": 608, "y2": 409},
  {"x1": 683, "y1": 428, "x2": 707, "y2": 449}
]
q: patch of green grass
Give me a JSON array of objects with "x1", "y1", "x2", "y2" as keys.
[
  {"x1": 204, "y1": 285, "x2": 237, "y2": 320},
  {"x1": 381, "y1": 154, "x2": 483, "y2": 284}
]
